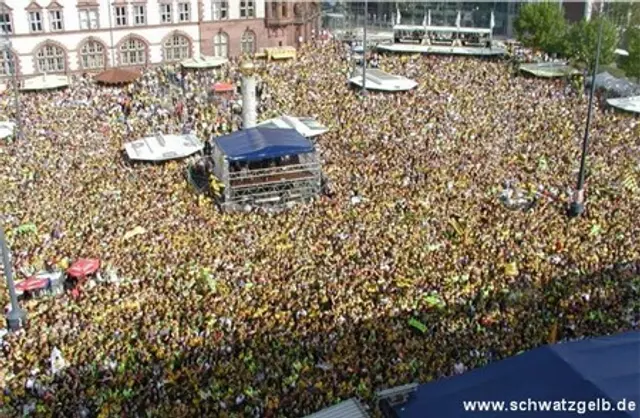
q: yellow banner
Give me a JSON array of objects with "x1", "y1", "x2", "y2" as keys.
[{"x1": 265, "y1": 47, "x2": 297, "y2": 60}]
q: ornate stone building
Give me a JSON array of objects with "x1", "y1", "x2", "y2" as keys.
[{"x1": 0, "y1": 0, "x2": 320, "y2": 78}]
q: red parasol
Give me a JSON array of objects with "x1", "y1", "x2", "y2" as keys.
[
  {"x1": 212, "y1": 82, "x2": 234, "y2": 93},
  {"x1": 16, "y1": 277, "x2": 49, "y2": 292},
  {"x1": 67, "y1": 258, "x2": 100, "y2": 278}
]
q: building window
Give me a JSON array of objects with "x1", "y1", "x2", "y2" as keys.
[
  {"x1": 281, "y1": 3, "x2": 287, "y2": 18},
  {"x1": 29, "y1": 11, "x2": 43, "y2": 33},
  {"x1": 133, "y1": 5, "x2": 146, "y2": 25},
  {"x1": 0, "y1": 49, "x2": 15, "y2": 76},
  {"x1": 213, "y1": 32, "x2": 228, "y2": 57},
  {"x1": 240, "y1": 0, "x2": 254, "y2": 18},
  {"x1": 178, "y1": 2, "x2": 190, "y2": 22},
  {"x1": 49, "y1": 10, "x2": 63, "y2": 32},
  {"x1": 0, "y1": 9, "x2": 12, "y2": 34},
  {"x1": 212, "y1": 0, "x2": 228, "y2": 20},
  {"x1": 120, "y1": 38, "x2": 146, "y2": 66},
  {"x1": 79, "y1": 9, "x2": 99, "y2": 30},
  {"x1": 163, "y1": 34, "x2": 190, "y2": 61},
  {"x1": 241, "y1": 30, "x2": 255, "y2": 54},
  {"x1": 114, "y1": 5, "x2": 127, "y2": 26},
  {"x1": 35, "y1": 44, "x2": 66, "y2": 73},
  {"x1": 160, "y1": 3, "x2": 172, "y2": 23},
  {"x1": 80, "y1": 40, "x2": 105, "y2": 70}
]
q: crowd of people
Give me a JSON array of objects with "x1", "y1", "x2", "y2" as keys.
[{"x1": 0, "y1": 40, "x2": 638, "y2": 417}]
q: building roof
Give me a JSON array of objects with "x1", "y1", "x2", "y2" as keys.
[
  {"x1": 214, "y1": 128, "x2": 315, "y2": 162},
  {"x1": 304, "y1": 398, "x2": 370, "y2": 418},
  {"x1": 395, "y1": 331, "x2": 640, "y2": 418}
]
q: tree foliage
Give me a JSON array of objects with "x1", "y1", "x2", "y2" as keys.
[
  {"x1": 515, "y1": 2, "x2": 568, "y2": 55},
  {"x1": 567, "y1": 16, "x2": 619, "y2": 71},
  {"x1": 622, "y1": 26, "x2": 640, "y2": 81},
  {"x1": 604, "y1": 2, "x2": 640, "y2": 28}
]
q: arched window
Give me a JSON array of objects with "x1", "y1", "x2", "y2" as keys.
[
  {"x1": 119, "y1": 37, "x2": 147, "y2": 66},
  {"x1": 163, "y1": 34, "x2": 190, "y2": 61},
  {"x1": 0, "y1": 49, "x2": 15, "y2": 76},
  {"x1": 240, "y1": 30, "x2": 255, "y2": 55},
  {"x1": 80, "y1": 40, "x2": 105, "y2": 70},
  {"x1": 213, "y1": 32, "x2": 228, "y2": 57},
  {"x1": 35, "y1": 43, "x2": 66, "y2": 73}
]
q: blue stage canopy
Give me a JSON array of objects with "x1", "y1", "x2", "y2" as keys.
[
  {"x1": 214, "y1": 128, "x2": 315, "y2": 162},
  {"x1": 394, "y1": 332, "x2": 640, "y2": 418}
]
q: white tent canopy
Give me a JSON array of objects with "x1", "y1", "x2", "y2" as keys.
[
  {"x1": 256, "y1": 115, "x2": 329, "y2": 138},
  {"x1": 303, "y1": 398, "x2": 370, "y2": 418},
  {"x1": 124, "y1": 133, "x2": 204, "y2": 162},
  {"x1": 20, "y1": 74, "x2": 70, "y2": 91},
  {"x1": 349, "y1": 69, "x2": 418, "y2": 92},
  {"x1": 181, "y1": 56, "x2": 228, "y2": 69},
  {"x1": 0, "y1": 121, "x2": 15, "y2": 140},
  {"x1": 615, "y1": 48, "x2": 629, "y2": 57},
  {"x1": 607, "y1": 96, "x2": 640, "y2": 114}
]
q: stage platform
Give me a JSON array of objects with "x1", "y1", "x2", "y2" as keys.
[
  {"x1": 377, "y1": 43, "x2": 507, "y2": 56},
  {"x1": 229, "y1": 170, "x2": 316, "y2": 188}
]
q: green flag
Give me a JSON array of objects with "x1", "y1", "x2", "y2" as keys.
[{"x1": 409, "y1": 318, "x2": 427, "y2": 333}]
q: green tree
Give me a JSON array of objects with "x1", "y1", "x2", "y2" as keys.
[
  {"x1": 515, "y1": 2, "x2": 568, "y2": 56},
  {"x1": 605, "y1": 2, "x2": 640, "y2": 28},
  {"x1": 622, "y1": 26, "x2": 640, "y2": 81},
  {"x1": 567, "y1": 16, "x2": 619, "y2": 71}
]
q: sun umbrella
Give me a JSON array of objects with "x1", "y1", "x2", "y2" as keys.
[
  {"x1": 212, "y1": 82, "x2": 235, "y2": 93},
  {"x1": 67, "y1": 258, "x2": 101, "y2": 278},
  {"x1": 94, "y1": 68, "x2": 141, "y2": 85}
]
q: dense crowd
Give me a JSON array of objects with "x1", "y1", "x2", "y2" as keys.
[{"x1": 0, "y1": 41, "x2": 639, "y2": 417}]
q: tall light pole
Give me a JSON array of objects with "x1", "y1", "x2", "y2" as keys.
[
  {"x1": 361, "y1": 0, "x2": 367, "y2": 95},
  {"x1": 568, "y1": 15, "x2": 605, "y2": 218},
  {"x1": 1, "y1": 227, "x2": 27, "y2": 331},
  {"x1": 107, "y1": 2, "x2": 116, "y2": 68},
  {"x1": 1, "y1": 34, "x2": 22, "y2": 141}
]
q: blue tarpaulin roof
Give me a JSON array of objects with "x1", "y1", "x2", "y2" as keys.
[
  {"x1": 213, "y1": 128, "x2": 315, "y2": 162},
  {"x1": 394, "y1": 332, "x2": 640, "y2": 418}
]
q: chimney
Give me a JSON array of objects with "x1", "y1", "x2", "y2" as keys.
[{"x1": 240, "y1": 60, "x2": 257, "y2": 129}]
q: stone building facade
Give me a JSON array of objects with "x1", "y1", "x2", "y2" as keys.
[{"x1": 0, "y1": 0, "x2": 320, "y2": 78}]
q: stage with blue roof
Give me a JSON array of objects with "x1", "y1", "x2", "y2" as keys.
[
  {"x1": 208, "y1": 127, "x2": 323, "y2": 210},
  {"x1": 213, "y1": 128, "x2": 315, "y2": 162},
  {"x1": 389, "y1": 331, "x2": 640, "y2": 418}
]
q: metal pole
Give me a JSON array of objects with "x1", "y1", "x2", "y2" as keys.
[
  {"x1": 2, "y1": 34, "x2": 21, "y2": 142},
  {"x1": 362, "y1": 0, "x2": 367, "y2": 95},
  {"x1": 569, "y1": 15, "x2": 604, "y2": 217},
  {"x1": 107, "y1": 1, "x2": 116, "y2": 67},
  {"x1": 1, "y1": 227, "x2": 27, "y2": 331},
  {"x1": 9, "y1": 44, "x2": 21, "y2": 141}
]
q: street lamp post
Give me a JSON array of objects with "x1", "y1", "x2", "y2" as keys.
[
  {"x1": 1, "y1": 227, "x2": 27, "y2": 331},
  {"x1": 568, "y1": 15, "x2": 605, "y2": 217},
  {"x1": 361, "y1": 0, "x2": 367, "y2": 95}
]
